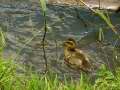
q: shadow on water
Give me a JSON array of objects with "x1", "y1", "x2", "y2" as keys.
[{"x1": 0, "y1": 0, "x2": 120, "y2": 79}]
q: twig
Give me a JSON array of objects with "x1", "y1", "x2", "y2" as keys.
[
  {"x1": 78, "y1": 0, "x2": 96, "y2": 13},
  {"x1": 55, "y1": 39, "x2": 58, "y2": 61},
  {"x1": 42, "y1": 11, "x2": 48, "y2": 73}
]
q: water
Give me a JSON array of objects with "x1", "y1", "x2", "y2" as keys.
[{"x1": 0, "y1": 0, "x2": 120, "y2": 78}]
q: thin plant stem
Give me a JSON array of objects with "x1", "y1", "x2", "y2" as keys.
[
  {"x1": 54, "y1": 39, "x2": 58, "y2": 61},
  {"x1": 42, "y1": 11, "x2": 48, "y2": 73}
]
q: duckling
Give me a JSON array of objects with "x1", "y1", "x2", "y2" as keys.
[{"x1": 63, "y1": 38, "x2": 91, "y2": 72}]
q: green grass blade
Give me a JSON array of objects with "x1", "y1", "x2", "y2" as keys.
[
  {"x1": 39, "y1": 0, "x2": 47, "y2": 12},
  {"x1": 95, "y1": 10, "x2": 118, "y2": 34}
]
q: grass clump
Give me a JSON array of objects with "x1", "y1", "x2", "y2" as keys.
[{"x1": 0, "y1": 55, "x2": 120, "y2": 90}]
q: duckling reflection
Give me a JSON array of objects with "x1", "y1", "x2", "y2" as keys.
[{"x1": 63, "y1": 38, "x2": 91, "y2": 72}]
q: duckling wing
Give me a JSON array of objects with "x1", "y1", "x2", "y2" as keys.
[
  {"x1": 74, "y1": 49, "x2": 91, "y2": 69},
  {"x1": 75, "y1": 49, "x2": 89, "y2": 62},
  {"x1": 64, "y1": 51, "x2": 82, "y2": 69},
  {"x1": 64, "y1": 57, "x2": 83, "y2": 70},
  {"x1": 64, "y1": 48, "x2": 91, "y2": 72}
]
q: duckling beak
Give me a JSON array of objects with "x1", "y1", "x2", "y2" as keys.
[{"x1": 63, "y1": 41, "x2": 66, "y2": 46}]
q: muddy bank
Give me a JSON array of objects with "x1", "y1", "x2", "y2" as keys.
[{"x1": 48, "y1": 0, "x2": 120, "y2": 11}]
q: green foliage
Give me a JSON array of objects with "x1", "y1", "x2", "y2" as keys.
[
  {"x1": 0, "y1": 28, "x2": 6, "y2": 52},
  {"x1": 0, "y1": 53, "x2": 120, "y2": 90},
  {"x1": 95, "y1": 10, "x2": 114, "y2": 31},
  {"x1": 39, "y1": 0, "x2": 47, "y2": 12},
  {"x1": 98, "y1": 28, "x2": 104, "y2": 42},
  {"x1": 94, "y1": 65, "x2": 120, "y2": 90},
  {"x1": 76, "y1": 73, "x2": 93, "y2": 90},
  {"x1": 95, "y1": 10, "x2": 119, "y2": 39},
  {"x1": 0, "y1": 58, "x2": 16, "y2": 90}
]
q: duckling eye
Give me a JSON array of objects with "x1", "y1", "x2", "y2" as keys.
[{"x1": 67, "y1": 42, "x2": 74, "y2": 46}]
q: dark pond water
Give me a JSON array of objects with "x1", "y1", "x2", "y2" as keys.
[{"x1": 0, "y1": 0, "x2": 120, "y2": 79}]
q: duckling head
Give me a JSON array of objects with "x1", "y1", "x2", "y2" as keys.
[{"x1": 63, "y1": 38, "x2": 77, "y2": 50}]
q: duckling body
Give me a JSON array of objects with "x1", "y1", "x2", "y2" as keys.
[{"x1": 63, "y1": 38, "x2": 91, "y2": 72}]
